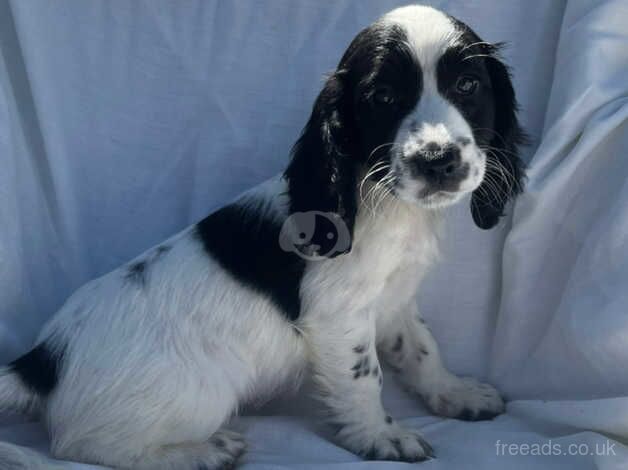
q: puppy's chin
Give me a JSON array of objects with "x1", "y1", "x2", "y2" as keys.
[{"x1": 393, "y1": 179, "x2": 471, "y2": 210}]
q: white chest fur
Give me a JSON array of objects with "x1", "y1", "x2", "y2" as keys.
[{"x1": 300, "y1": 198, "x2": 441, "y2": 319}]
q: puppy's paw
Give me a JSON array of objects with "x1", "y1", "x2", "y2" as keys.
[
  {"x1": 202, "y1": 429, "x2": 246, "y2": 469},
  {"x1": 337, "y1": 421, "x2": 433, "y2": 462},
  {"x1": 422, "y1": 375, "x2": 504, "y2": 421}
]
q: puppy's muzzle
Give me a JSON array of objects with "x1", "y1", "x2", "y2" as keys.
[{"x1": 406, "y1": 143, "x2": 469, "y2": 189}]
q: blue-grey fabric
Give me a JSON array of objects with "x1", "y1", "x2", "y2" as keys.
[{"x1": 1, "y1": 1, "x2": 627, "y2": 468}]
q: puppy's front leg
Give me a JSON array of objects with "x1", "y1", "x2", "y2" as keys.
[
  {"x1": 378, "y1": 301, "x2": 504, "y2": 420},
  {"x1": 305, "y1": 307, "x2": 433, "y2": 462}
]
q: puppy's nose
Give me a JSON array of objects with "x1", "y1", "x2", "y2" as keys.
[{"x1": 420, "y1": 145, "x2": 462, "y2": 180}]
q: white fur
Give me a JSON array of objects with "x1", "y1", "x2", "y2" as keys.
[{"x1": 0, "y1": 5, "x2": 504, "y2": 469}]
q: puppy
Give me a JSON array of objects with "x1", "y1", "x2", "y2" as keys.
[{"x1": 0, "y1": 5, "x2": 525, "y2": 469}]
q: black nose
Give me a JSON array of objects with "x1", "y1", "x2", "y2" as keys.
[{"x1": 417, "y1": 145, "x2": 462, "y2": 180}]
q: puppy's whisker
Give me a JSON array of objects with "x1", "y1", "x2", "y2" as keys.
[
  {"x1": 359, "y1": 163, "x2": 391, "y2": 204},
  {"x1": 367, "y1": 142, "x2": 397, "y2": 162},
  {"x1": 462, "y1": 54, "x2": 492, "y2": 61},
  {"x1": 460, "y1": 40, "x2": 494, "y2": 52}
]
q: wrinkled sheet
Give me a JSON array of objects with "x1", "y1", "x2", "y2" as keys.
[{"x1": 1, "y1": 0, "x2": 628, "y2": 468}]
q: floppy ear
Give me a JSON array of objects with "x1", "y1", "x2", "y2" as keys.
[
  {"x1": 471, "y1": 46, "x2": 527, "y2": 229},
  {"x1": 284, "y1": 71, "x2": 358, "y2": 257}
]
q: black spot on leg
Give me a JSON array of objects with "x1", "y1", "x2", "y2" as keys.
[
  {"x1": 420, "y1": 347, "x2": 429, "y2": 356},
  {"x1": 385, "y1": 415, "x2": 393, "y2": 424},
  {"x1": 125, "y1": 261, "x2": 147, "y2": 286},
  {"x1": 390, "y1": 438, "x2": 403, "y2": 455},
  {"x1": 351, "y1": 355, "x2": 371, "y2": 379},
  {"x1": 372, "y1": 366, "x2": 379, "y2": 377},
  {"x1": 213, "y1": 437, "x2": 226, "y2": 448},
  {"x1": 378, "y1": 374, "x2": 383, "y2": 387},
  {"x1": 353, "y1": 344, "x2": 367, "y2": 354},
  {"x1": 391, "y1": 335, "x2": 403, "y2": 353}
]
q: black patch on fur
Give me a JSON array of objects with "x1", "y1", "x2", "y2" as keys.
[
  {"x1": 124, "y1": 246, "x2": 171, "y2": 287},
  {"x1": 351, "y1": 355, "x2": 371, "y2": 379},
  {"x1": 196, "y1": 199, "x2": 305, "y2": 321},
  {"x1": 385, "y1": 415, "x2": 393, "y2": 424},
  {"x1": 9, "y1": 343, "x2": 64, "y2": 396},
  {"x1": 353, "y1": 344, "x2": 367, "y2": 354},
  {"x1": 391, "y1": 334, "x2": 403, "y2": 353},
  {"x1": 212, "y1": 437, "x2": 226, "y2": 449},
  {"x1": 125, "y1": 260, "x2": 147, "y2": 286},
  {"x1": 444, "y1": 17, "x2": 527, "y2": 229},
  {"x1": 420, "y1": 346, "x2": 429, "y2": 356}
]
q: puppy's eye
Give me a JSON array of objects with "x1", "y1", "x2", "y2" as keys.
[
  {"x1": 454, "y1": 75, "x2": 479, "y2": 95},
  {"x1": 372, "y1": 86, "x2": 395, "y2": 105}
]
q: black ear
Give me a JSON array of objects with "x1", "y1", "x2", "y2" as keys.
[
  {"x1": 284, "y1": 71, "x2": 358, "y2": 257},
  {"x1": 471, "y1": 46, "x2": 527, "y2": 230}
]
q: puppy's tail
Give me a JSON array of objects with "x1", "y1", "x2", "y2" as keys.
[
  {"x1": 1, "y1": 341, "x2": 65, "y2": 416},
  {"x1": 0, "y1": 442, "x2": 61, "y2": 470},
  {"x1": 0, "y1": 365, "x2": 40, "y2": 415}
]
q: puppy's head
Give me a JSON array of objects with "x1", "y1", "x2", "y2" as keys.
[{"x1": 285, "y1": 5, "x2": 526, "y2": 255}]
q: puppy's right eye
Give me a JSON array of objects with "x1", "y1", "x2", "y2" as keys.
[{"x1": 372, "y1": 86, "x2": 395, "y2": 105}]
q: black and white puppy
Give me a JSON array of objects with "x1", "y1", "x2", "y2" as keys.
[{"x1": 0, "y1": 5, "x2": 525, "y2": 469}]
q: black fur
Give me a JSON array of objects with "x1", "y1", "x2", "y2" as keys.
[
  {"x1": 472, "y1": 46, "x2": 527, "y2": 229},
  {"x1": 446, "y1": 18, "x2": 527, "y2": 229},
  {"x1": 391, "y1": 334, "x2": 404, "y2": 353},
  {"x1": 125, "y1": 260, "x2": 147, "y2": 286},
  {"x1": 351, "y1": 354, "x2": 371, "y2": 379},
  {"x1": 284, "y1": 23, "x2": 420, "y2": 255},
  {"x1": 9, "y1": 343, "x2": 64, "y2": 396},
  {"x1": 196, "y1": 199, "x2": 305, "y2": 321}
]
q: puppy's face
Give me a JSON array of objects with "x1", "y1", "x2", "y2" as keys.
[
  {"x1": 343, "y1": 6, "x2": 521, "y2": 211},
  {"x1": 286, "y1": 6, "x2": 525, "y2": 242}
]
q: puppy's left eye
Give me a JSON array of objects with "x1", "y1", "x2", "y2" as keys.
[
  {"x1": 372, "y1": 86, "x2": 395, "y2": 105},
  {"x1": 454, "y1": 75, "x2": 479, "y2": 95}
]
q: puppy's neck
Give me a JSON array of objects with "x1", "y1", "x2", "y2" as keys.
[{"x1": 352, "y1": 188, "x2": 442, "y2": 265}]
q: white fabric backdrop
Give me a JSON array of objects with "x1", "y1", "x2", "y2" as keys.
[{"x1": 1, "y1": 0, "x2": 627, "y2": 468}]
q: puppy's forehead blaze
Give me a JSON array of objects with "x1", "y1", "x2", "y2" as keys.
[{"x1": 383, "y1": 6, "x2": 462, "y2": 69}]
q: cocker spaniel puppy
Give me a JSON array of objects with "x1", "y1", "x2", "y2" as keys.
[{"x1": 0, "y1": 5, "x2": 525, "y2": 469}]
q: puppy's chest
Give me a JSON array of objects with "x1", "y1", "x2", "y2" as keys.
[
  {"x1": 357, "y1": 214, "x2": 438, "y2": 275},
  {"x1": 343, "y1": 206, "x2": 440, "y2": 297}
]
